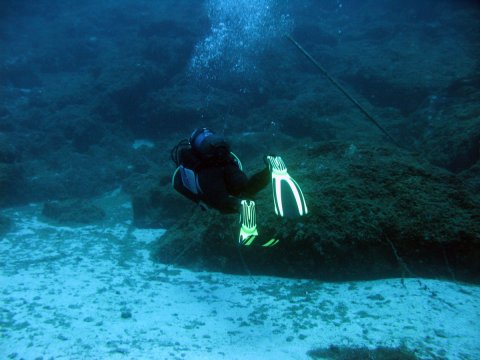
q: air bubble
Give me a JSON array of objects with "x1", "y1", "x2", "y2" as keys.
[{"x1": 189, "y1": 0, "x2": 293, "y2": 82}]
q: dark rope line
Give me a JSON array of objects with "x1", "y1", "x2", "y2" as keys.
[{"x1": 287, "y1": 35, "x2": 401, "y2": 148}]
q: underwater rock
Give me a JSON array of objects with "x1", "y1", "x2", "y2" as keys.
[
  {"x1": 343, "y1": 72, "x2": 429, "y2": 116},
  {"x1": 0, "y1": 136, "x2": 17, "y2": 164},
  {"x1": 22, "y1": 161, "x2": 114, "y2": 203},
  {"x1": 404, "y1": 75, "x2": 480, "y2": 173},
  {"x1": 42, "y1": 199, "x2": 106, "y2": 225},
  {"x1": 154, "y1": 142, "x2": 480, "y2": 284},
  {"x1": 121, "y1": 311, "x2": 132, "y2": 319},
  {"x1": 95, "y1": 72, "x2": 205, "y2": 137},
  {"x1": 461, "y1": 162, "x2": 480, "y2": 192},
  {"x1": 63, "y1": 119, "x2": 106, "y2": 153},
  {"x1": 307, "y1": 345, "x2": 418, "y2": 360},
  {"x1": 0, "y1": 163, "x2": 21, "y2": 206},
  {"x1": 131, "y1": 183, "x2": 191, "y2": 229},
  {"x1": 0, "y1": 116, "x2": 14, "y2": 132},
  {"x1": 0, "y1": 214, "x2": 12, "y2": 236},
  {"x1": 0, "y1": 62, "x2": 42, "y2": 88}
]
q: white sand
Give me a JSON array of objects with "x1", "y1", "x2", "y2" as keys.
[{"x1": 1, "y1": 195, "x2": 479, "y2": 360}]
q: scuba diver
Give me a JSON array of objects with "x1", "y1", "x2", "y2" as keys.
[{"x1": 171, "y1": 127, "x2": 307, "y2": 247}]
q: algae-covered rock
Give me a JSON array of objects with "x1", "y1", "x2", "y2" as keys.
[
  {"x1": 0, "y1": 214, "x2": 12, "y2": 236},
  {"x1": 307, "y1": 345, "x2": 418, "y2": 360},
  {"x1": 0, "y1": 163, "x2": 21, "y2": 206},
  {"x1": 153, "y1": 142, "x2": 480, "y2": 283},
  {"x1": 0, "y1": 137, "x2": 17, "y2": 164},
  {"x1": 405, "y1": 74, "x2": 480, "y2": 174},
  {"x1": 127, "y1": 163, "x2": 191, "y2": 229},
  {"x1": 132, "y1": 186, "x2": 190, "y2": 229},
  {"x1": 461, "y1": 161, "x2": 480, "y2": 192},
  {"x1": 0, "y1": 92, "x2": 21, "y2": 208},
  {"x1": 42, "y1": 199, "x2": 106, "y2": 225}
]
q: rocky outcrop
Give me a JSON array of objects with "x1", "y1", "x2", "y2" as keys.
[
  {"x1": 42, "y1": 199, "x2": 106, "y2": 225},
  {"x1": 0, "y1": 214, "x2": 12, "y2": 236},
  {"x1": 405, "y1": 74, "x2": 480, "y2": 174},
  {"x1": 0, "y1": 136, "x2": 21, "y2": 207},
  {"x1": 151, "y1": 142, "x2": 480, "y2": 283}
]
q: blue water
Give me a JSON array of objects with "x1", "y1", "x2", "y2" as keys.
[{"x1": 1, "y1": 0, "x2": 479, "y2": 359}]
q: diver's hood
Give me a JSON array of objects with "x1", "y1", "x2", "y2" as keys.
[
  {"x1": 198, "y1": 134, "x2": 230, "y2": 161},
  {"x1": 190, "y1": 128, "x2": 230, "y2": 161}
]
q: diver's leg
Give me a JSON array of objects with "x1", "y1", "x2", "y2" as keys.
[{"x1": 243, "y1": 167, "x2": 270, "y2": 197}]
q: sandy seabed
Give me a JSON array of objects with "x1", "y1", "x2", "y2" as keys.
[{"x1": 1, "y1": 191, "x2": 479, "y2": 360}]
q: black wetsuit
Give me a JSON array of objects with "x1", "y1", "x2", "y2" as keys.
[{"x1": 173, "y1": 148, "x2": 269, "y2": 214}]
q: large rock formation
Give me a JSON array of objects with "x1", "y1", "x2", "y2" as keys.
[
  {"x1": 403, "y1": 73, "x2": 480, "y2": 175},
  {"x1": 147, "y1": 142, "x2": 480, "y2": 283},
  {"x1": 0, "y1": 136, "x2": 21, "y2": 206}
]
